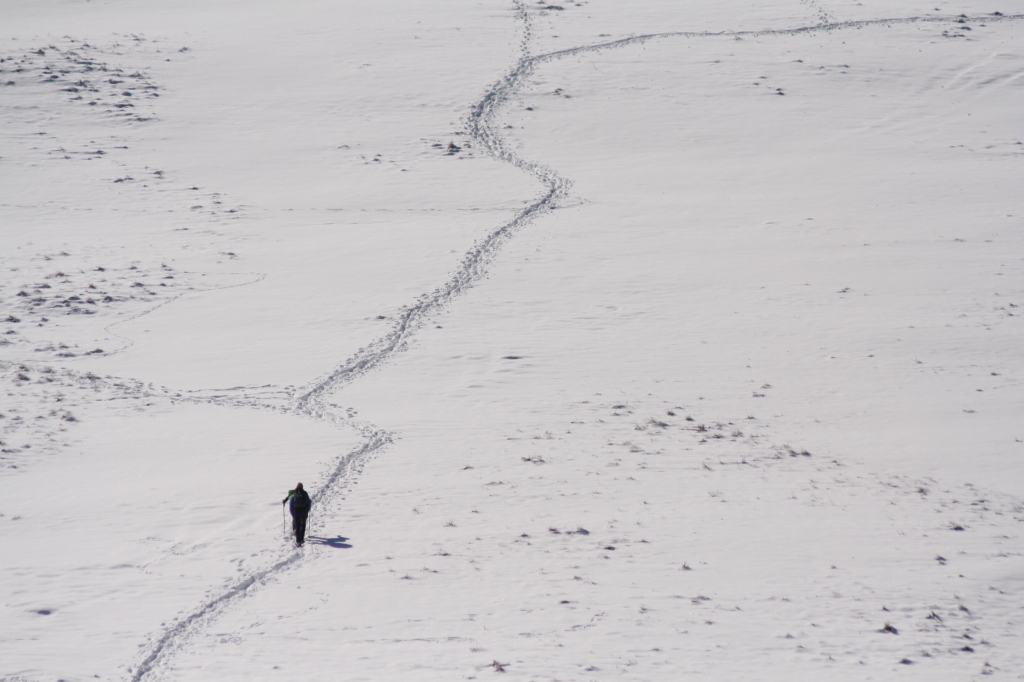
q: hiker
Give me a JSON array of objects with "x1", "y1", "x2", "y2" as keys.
[{"x1": 282, "y1": 482, "x2": 312, "y2": 546}]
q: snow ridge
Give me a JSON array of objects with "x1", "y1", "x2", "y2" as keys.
[{"x1": 127, "y1": 6, "x2": 1024, "y2": 680}]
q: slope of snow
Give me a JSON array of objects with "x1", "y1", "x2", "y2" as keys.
[{"x1": 1, "y1": 1, "x2": 1022, "y2": 681}]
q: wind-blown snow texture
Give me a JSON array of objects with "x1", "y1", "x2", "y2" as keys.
[{"x1": 2, "y1": 1, "x2": 1023, "y2": 681}]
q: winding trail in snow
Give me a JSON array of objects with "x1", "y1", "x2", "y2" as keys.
[{"x1": 128, "y1": 7, "x2": 1024, "y2": 680}]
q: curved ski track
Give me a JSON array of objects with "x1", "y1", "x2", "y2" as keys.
[{"x1": 128, "y1": 6, "x2": 1024, "y2": 680}]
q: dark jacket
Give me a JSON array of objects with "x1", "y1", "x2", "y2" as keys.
[{"x1": 285, "y1": 489, "x2": 311, "y2": 517}]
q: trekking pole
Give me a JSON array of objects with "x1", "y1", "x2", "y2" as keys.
[{"x1": 282, "y1": 502, "x2": 286, "y2": 537}]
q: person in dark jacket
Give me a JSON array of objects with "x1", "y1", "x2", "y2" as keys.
[{"x1": 282, "y1": 482, "x2": 312, "y2": 546}]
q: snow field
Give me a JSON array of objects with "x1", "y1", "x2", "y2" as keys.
[{"x1": 2, "y1": 1, "x2": 1023, "y2": 681}]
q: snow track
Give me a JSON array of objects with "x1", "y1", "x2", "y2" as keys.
[
  {"x1": 127, "y1": 6, "x2": 1024, "y2": 680},
  {"x1": 800, "y1": 0, "x2": 835, "y2": 26}
]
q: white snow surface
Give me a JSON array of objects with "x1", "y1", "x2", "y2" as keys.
[{"x1": 2, "y1": 1, "x2": 1023, "y2": 680}]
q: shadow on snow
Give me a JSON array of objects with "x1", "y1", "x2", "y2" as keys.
[{"x1": 305, "y1": 535, "x2": 352, "y2": 549}]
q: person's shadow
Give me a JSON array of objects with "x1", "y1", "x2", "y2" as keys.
[{"x1": 306, "y1": 535, "x2": 352, "y2": 549}]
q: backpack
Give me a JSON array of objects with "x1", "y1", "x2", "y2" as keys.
[{"x1": 290, "y1": 489, "x2": 311, "y2": 516}]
